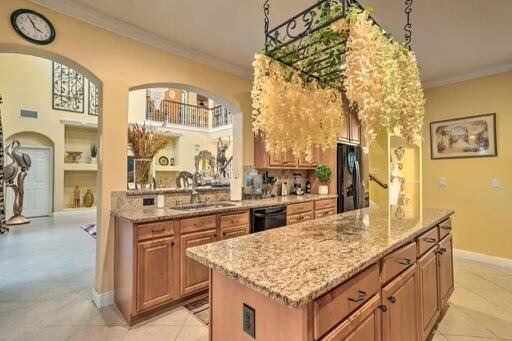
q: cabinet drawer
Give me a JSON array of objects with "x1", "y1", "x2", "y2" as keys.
[
  {"x1": 320, "y1": 294, "x2": 381, "y2": 341},
  {"x1": 314, "y1": 264, "x2": 380, "y2": 340},
  {"x1": 439, "y1": 218, "x2": 452, "y2": 240},
  {"x1": 221, "y1": 225, "x2": 249, "y2": 240},
  {"x1": 287, "y1": 212, "x2": 314, "y2": 225},
  {"x1": 220, "y1": 211, "x2": 249, "y2": 229},
  {"x1": 180, "y1": 215, "x2": 216, "y2": 234},
  {"x1": 417, "y1": 227, "x2": 439, "y2": 257},
  {"x1": 315, "y1": 199, "x2": 336, "y2": 211},
  {"x1": 137, "y1": 221, "x2": 176, "y2": 241},
  {"x1": 287, "y1": 201, "x2": 314, "y2": 216},
  {"x1": 315, "y1": 208, "x2": 337, "y2": 219},
  {"x1": 381, "y1": 242, "x2": 417, "y2": 284}
]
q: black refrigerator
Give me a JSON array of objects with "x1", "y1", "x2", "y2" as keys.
[{"x1": 336, "y1": 143, "x2": 368, "y2": 213}]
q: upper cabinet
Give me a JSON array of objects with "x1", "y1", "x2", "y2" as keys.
[
  {"x1": 339, "y1": 109, "x2": 361, "y2": 144},
  {"x1": 255, "y1": 135, "x2": 323, "y2": 169}
]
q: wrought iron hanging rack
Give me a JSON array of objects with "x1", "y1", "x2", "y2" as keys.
[{"x1": 263, "y1": 0, "x2": 413, "y2": 90}]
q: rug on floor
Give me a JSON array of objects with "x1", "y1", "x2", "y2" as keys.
[
  {"x1": 80, "y1": 223, "x2": 96, "y2": 238},
  {"x1": 184, "y1": 295, "x2": 209, "y2": 325}
]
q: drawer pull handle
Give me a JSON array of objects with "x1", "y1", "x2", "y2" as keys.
[
  {"x1": 348, "y1": 290, "x2": 367, "y2": 303},
  {"x1": 423, "y1": 237, "x2": 437, "y2": 243},
  {"x1": 441, "y1": 226, "x2": 452, "y2": 231},
  {"x1": 388, "y1": 296, "x2": 396, "y2": 304},
  {"x1": 151, "y1": 228, "x2": 165, "y2": 234},
  {"x1": 398, "y1": 258, "x2": 412, "y2": 266},
  {"x1": 231, "y1": 219, "x2": 240, "y2": 224},
  {"x1": 435, "y1": 250, "x2": 444, "y2": 255},
  {"x1": 213, "y1": 234, "x2": 217, "y2": 238}
]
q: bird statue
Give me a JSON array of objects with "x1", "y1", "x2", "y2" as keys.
[
  {"x1": 4, "y1": 142, "x2": 19, "y2": 185},
  {"x1": 10, "y1": 140, "x2": 31, "y2": 170}
]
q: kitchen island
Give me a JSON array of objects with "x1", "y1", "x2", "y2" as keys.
[{"x1": 187, "y1": 208, "x2": 454, "y2": 341}]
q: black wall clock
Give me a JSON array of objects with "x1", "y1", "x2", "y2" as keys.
[{"x1": 11, "y1": 9, "x2": 56, "y2": 45}]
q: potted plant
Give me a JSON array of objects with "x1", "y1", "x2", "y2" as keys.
[
  {"x1": 315, "y1": 164, "x2": 331, "y2": 195},
  {"x1": 90, "y1": 145, "x2": 97, "y2": 164}
]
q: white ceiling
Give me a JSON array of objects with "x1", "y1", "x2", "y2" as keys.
[{"x1": 29, "y1": 0, "x2": 512, "y2": 87}]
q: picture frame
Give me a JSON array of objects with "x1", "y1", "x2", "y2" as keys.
[{"x1": 430, "y1": 113, "x2": 497, "y2": 160}]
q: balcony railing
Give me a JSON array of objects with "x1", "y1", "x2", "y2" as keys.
[
  {"x1": 146, "y1": 96, "x2": 232, "y2": 129},
  {"x1": 212, "y1": 105, "x2": 233, "y2": 128}
]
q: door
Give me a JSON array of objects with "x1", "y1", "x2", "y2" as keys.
[
  {"x1": 298, "y1": 147, "x2": 321, "y2": 168},
  {"x1": 438, "y1": 236, "x2": 454, "y2": 307},
  {"x1": 418, "y1": 247, "x2": 440, "y2": 340},
  {"x1": 180, "y1": 229, "x2": 217, "y2": 296},
  {"x1": 349, "y1": 110, "x2": 361, "y2": 144},
  {"x1": 382, "y1": 265, "x2": 420, "y2": 341},
  {"x1": 137, "y1": 236, "x2": 177, "y2": 312},
  {"x1": 6, "y1": 147, "x2": 51, "y2": 218}
]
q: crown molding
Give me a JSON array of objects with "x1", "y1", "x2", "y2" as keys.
[
  {"x1": 26, "y1": 0, "x2": 252, "y2": 79},
  {"x1": 423, "y1": 61, "x2": 512, "y2": 89}
]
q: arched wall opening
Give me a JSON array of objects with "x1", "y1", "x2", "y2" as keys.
[{"x1": 129, "y1": 83, "x2": 244, "y2": 183}]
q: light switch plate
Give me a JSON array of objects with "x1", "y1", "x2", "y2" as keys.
[
  {"x1": 243, "y1": 303, "x2": 256, "y2": 338},
  {"x1": 439, "y1": 177, "x2": 447, "y2": 187},
  {"x1": 491, "y1": 178, "x2": 501, "y2": 188}
]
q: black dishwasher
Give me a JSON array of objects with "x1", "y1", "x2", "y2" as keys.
[{"x1": 250, "y1": 205, "x2": 287, "y2": 233}]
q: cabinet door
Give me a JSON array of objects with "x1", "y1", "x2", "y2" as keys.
[
  {"x1": 339, "y1": 111, "x2": 350, "y2": 141},
  {"x1": 137, "y1": 236, "x2": 177, "y2": 312},
  {"x1": 418, "y1": 247, "x2": 440, "y2": 340},
  {"x1": 284, "y1": 150, "x2": 297, "y2": 167},
  {"x1": 180, "y1": 229, "x2": 217, "y2": 296},
  {"x1": 349, "y1": 110, "x2": 361, "y2": 144},
  {"x1": 438, "y1": 236, "x2": 454, "y2": 307},
  {"x1": 382, "y1": 265, "x2": 420, "y2": 341},
  {"x1": 298, "y1": 147, "x2": 321, "y2": 168},
  {"x1": 269, "y1": 150, "x2": 285, "y2": 167}
]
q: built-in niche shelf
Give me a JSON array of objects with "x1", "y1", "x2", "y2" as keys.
[{"x1": 63, "y1": 163, "x2": 97, "y2": 171}]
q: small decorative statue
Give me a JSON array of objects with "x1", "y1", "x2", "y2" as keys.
[
  {"x1": 5, "y1": 140, "x2": 32, "y2": 225},
  {"x1": 73, "y1": 185, "x2": 81, "y2": 208},
  {"x1": 216, "y1": 137, "x2": 232, "y2": 179},
  {"x1": 83, "y1": 189, "x2": 94, "y2": 208}
]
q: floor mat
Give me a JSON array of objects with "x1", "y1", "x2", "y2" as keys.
[
  {"x1": 80, "y1": 223, "x2": 96, "y2": 238},
  {"x1": 184, "y1": 295, "x2": 209, "y2": 325}
]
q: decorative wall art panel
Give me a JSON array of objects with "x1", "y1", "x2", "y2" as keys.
[{"x1": 430, "y1": 113, "x2": 497, "y2": 159}]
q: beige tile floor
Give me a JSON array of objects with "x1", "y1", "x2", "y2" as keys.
[{"x1": 1, "y1": 214, "x2": 511, "y2": 340}]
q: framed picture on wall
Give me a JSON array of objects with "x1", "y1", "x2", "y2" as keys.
[{"x1": 430, "y1": 113, "x2": 497, "y2": 159}]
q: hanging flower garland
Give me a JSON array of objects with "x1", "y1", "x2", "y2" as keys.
[
  {"x1": 332, "y1": 6, "x2": 425, "y2": 145},
  {"x1": 251, "y1": 54, "x2": 343, "y2": 161}
]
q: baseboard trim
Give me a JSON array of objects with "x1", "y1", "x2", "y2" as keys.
[
  {"x1": 92, "y1": 288, "x2": 114, "y2": 308},
  {"x1": 454, "y1": 248, "x2": 512, "y2": 269}
]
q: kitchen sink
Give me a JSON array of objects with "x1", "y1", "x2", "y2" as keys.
[{"x1": 172, "y1": 202, "x2": 238, "y2": 211}]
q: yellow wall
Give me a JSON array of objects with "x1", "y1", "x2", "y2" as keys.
[
  {"x1": 423, "y1": 71, "x2": 512, "y2": 259},
  {"x1": 0, "y1": 0, "x2": 252, "y2": 295},
  {"x1": 0, "y1": 53, "x2": 98, "y2": 211}
]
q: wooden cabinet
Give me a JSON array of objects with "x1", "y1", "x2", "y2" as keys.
[
  {"x1": 381, "y1": 242, "x2": 417, "y2": 284},
  {"x1": 417, "y1": 227, "x2": 439, "y2": 258},
  {"x1": 338, "y1": 108, "x2": 361, "y2": 144},
  {"x1": 382, "y1": 265, "x2": 421, "y2": 341},
  {"x1": 287, "y1": 211, "x2": 314, "y2": 225},
  {"x1": 269, "y1": 150, "x2": 286, "y2": 167},
  {"x1": 137, "y1": 236, "x2": 178, "y2": 312},
  {"x1": 298, "y1": 146, "x2": 321, "y2": 168},
  {"x1": 438, "y1": 235, "x2": 454, "y2": 307},
  {"x1": 180, "y1": 229, "x2": 217, "y2": 296},
  {"x1": 254, "y1": 134, "x2": 323, "y2": 169},
  {"x1": 418, "y1": 247, "x2": 440, "y2": 340}
]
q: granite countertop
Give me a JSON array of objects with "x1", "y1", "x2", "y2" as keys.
[
  {"x1": 113, "y1": 194, "x2": 337, "y2": 223},
  {"x1": 187, "y1": 208, "x2": 454, "y2": 308},
  {"x1": 121, "y1": 186, "x2": 230, "y2": 197}
]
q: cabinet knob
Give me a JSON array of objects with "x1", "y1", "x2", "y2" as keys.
[
  {"x1": 171, "y1": 241, "x2": 175, "y2": 246},
  {"x1": 387, "y1": 296, "x2": 396, "y2": 304},
  {"x1": 440, "y1": 247, "x2": 447, "y2": 253},
  {"x1": 378, "y1": 304, "x2": 388, "y2": 312},
  {"x1": 348, "y1": 290, "x2": 367, "y2": 303}
]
